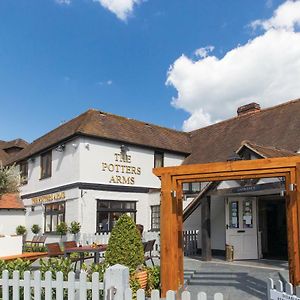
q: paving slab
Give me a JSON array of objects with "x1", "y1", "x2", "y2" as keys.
[{"x1": 184, "y1": 257, "x2": 289, "y2": 300}]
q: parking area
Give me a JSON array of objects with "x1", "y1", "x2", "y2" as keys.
[{"x1": 184, "y1": 257, "x2": 289, "y2": 300}]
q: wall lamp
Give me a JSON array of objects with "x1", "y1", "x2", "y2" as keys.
[
  {"x1": 120, "y1": 144, "x2": 130, "y2": 155},
  {"x1": 55, "y1": 144, "x2": 65, "y2": 152}
]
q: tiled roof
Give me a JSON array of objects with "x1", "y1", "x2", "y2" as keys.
[
  {"x1": 7, "y1": 109, "x2": 191, "y2": 164},
  {"x1": 1, "y1": 139, "x2": 28, "y2": 150},
  {"x1": 0, "y1": 149, "x2": 9, "y2": 164},
  {"x1": 0, "y1": 193, "x2": 25, "y2": 210},
  {"x1": 0, "y1": 139, "x2": 28, "y2": 165},
  {"x1": 184, "y1": 99, "x2": 300, "y2": 164}
]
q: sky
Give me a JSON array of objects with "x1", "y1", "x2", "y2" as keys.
[{"x1": 1, "y1": 0, "x2": 300, "y2": 142}]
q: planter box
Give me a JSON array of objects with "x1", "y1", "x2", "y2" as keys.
[{"x1": 0, "y1": 235, "x2": 23, "y2": 257}]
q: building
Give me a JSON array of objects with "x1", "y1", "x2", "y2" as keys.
[
  {"x1": 0, "y1": 139, "x2": 28, "y2": 165},
  {"x1": 5, "y1": 99, "x2": 300, "y2": 260}
]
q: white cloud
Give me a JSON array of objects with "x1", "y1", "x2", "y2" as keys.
[
  {"x1": 97, "y1": 80, "x2": 113, "y2": 86},
  {"x1": 55, "y1": 0, "x2": 71, "y2": 4},
  {"x1": 93, "y1": 0, "x2": 141, "y2": 21},
  {"x1": 194, "y1": 46, "x2": 214, "y2": 58},
  {"x1": 166, "y1": 0, "x2": 300, "y2": 131}
]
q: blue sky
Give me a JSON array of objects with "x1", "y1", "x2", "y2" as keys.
[{"x1": 1, "y1": 0, "x2": 298, "y2": 142}]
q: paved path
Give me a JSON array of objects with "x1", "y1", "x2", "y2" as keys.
[{"x1": 184, "y1": 257, "x2": 289, "y2": 300}]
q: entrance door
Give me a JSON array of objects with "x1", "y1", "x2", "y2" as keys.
[{"x1": 225, "y1": 197, "x2": 258, "y2": 260}]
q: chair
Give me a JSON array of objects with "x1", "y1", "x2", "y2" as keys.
[
  {"x1": 25, "y1": 236, "x2": 39, "y2": 251},
  {"x1": 46, "y1": 243, "x2": 64, "y2": 257},
  {"x1": 143, "y1": 239, "x2": 156, "y2": 266}
]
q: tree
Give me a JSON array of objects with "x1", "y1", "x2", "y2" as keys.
[{"x1": 0, "y1": 164, "x2": 20, "y2": 196}]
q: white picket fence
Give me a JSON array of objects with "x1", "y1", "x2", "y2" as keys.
[
  {"x1": 268, "y1": 278, "x2": 300, "y2": 300},
  {"x1": 0, "y1": 264, "x2": 223, "y2": 300}
]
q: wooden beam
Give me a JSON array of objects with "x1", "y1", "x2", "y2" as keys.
[
  {"x1": 160, "y1": 174, "x2": 179, "y2": 296},
  {"x1": 285, "y1": 170, "x2": 300, "y2": 285},
  {"x1": 154, "y1": 156, "x2": 300, "y2": 177},
  {"x1": 201, "y1": 196, "x2": 212, "y2": 261}
]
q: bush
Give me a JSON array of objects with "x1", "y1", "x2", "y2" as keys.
[
  {"x1": 31, "y1": 224, "x2": 41, "y2": 235},
  {"x1": 69, "y1": 221, "x2": 81, "y2": 235},
  {"x1": 56, "y1": 222, "x2": 68, "y2": 237},
  {"x1": 16, "y1": 225, "x2": 27, "y2": 235},
  {"x1": 0, "y1": 164, "x2": 20, "y2": 195},
  {"x1": 105, "y1": 214, "x2": 144, "y2": 270}
]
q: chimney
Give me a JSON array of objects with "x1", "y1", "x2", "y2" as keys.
[{"x1": 237, "y1": 102, "x2": 261, "y2": 116}]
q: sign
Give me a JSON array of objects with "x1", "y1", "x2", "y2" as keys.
[
  {"x1": 32, "y1": 192, "x2": 66, "y2": 205},
  {"x1": 101, "y1": 152, "x2": 142, "y2": 185}
]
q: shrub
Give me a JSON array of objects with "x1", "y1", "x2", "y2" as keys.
[
  {"x1": 31, "y1": 224, "x2": 41, "y2": 235},
  {"x1": 105, "y1": 214, "x2": 144, "y2": 270},
  {"x1": 16, "y1": 225, "x2": 27, "y2": 236},
  {"x1": 0, "y1": 164, "x2": 20, "y2": 195},
  {"x1": 56, "y1": 222, "x2": 68, "y2": 237},
  {"x1": 69, "y1": 221, "x2": 81, "y2": 235}
]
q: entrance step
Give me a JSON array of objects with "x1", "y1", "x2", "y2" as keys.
[{"x1": 184, "y1": 270, "x2": 196, "y2": 285}]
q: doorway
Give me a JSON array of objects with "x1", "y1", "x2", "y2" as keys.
[
  {"x1": 225, "y1": 197, "x2": 258, "y2": 260},
  {"x1": 258, "y1": 196, "x2": 288, "y2": 260}
]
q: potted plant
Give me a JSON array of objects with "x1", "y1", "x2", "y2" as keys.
[
  {"x1": 31, "y1": 224, "x2": 41, "y2": 236},
  {"x1": 105, "y1": 214, "x2": 146, "y2": 289},
  {"x1": 56, "y1": 222, "x2": 68, "y2": 238},
  {"x1": 69, "y1": 221, "x2": 81, "y2": 239},
  {"x1": 16, "y1": 225, "x2": 27, "y2": 236}
]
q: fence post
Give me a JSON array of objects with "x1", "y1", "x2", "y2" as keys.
[{"x1": 104, "y1": 264, "x2": 130, "y2": 300}]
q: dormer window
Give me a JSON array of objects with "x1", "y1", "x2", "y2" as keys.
[
  {"x1": 40, "y1": 150, "x2": 52, "y2": 179},
  {"x1": 19, "y1": 161, "x2": 28, "y2": 185}
]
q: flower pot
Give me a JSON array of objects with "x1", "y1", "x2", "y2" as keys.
[{"x1": 135, "y1": 270, "x2": 148, "y2": 289}]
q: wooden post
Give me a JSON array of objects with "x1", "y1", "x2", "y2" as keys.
[
  {"x1": 201, "y1": 196, "x2": 212, "y2": 261},
  {"x1": 285, "y1": 171, "x2": 300, "y2": 285},
  {"x1": 160, "y1": 174, "x2": 179, "y2": 296}
]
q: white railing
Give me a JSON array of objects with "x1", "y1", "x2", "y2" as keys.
[
  {"x1": 0, "y1": 264, "x2": 224, "y2": 300},
  {"x1": 268, "y1": 278, "x2": 300, "y2": 300}
]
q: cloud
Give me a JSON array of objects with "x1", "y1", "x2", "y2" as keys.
[
  {"x1": 166, "y1": 0, "x2": 300, "y2": 131},
  {"x1": 93, "y1": 0, "x2": 141, "y2": 21},
  {"x1": 194, "y1": 46, "x2": 214, "y2": 58},
  {"x1": 97, "y1": 80, "x2": 113, "y2": 86},
  {"x1": 55, "y1": 0, "x2": 71, "y2": 4}
]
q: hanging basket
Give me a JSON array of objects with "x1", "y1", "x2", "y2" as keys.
[{"x1": 135, "y1": 270, "x2": 148, "y2": 289}]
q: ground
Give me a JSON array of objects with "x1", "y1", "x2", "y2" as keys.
[{"x1": 184, "y1": 257, "x2": 289, "y2": 300}]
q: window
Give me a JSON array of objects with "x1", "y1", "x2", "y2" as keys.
[
  {"x1": 40, "y1": 151, "x2": 52, "y2": 179},
  {"x1": 96, "y1": 200, "x2": 136, "y2": 233},
  {"x1": 151, "y1": 205, "x2": 160, "y2": 231},
  {"x1": 44, "y1": 202, "x2": 65, "y2": 233},
  {"x1": 19, "y1": 161, "x2": 28, "y2": 185},
  {"x1": 154, "y1": 151, "x2": 164, "y2": 168}
]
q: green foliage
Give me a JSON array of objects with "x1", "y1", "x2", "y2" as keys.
[
  {"x1": 31, "y1": 224, "x2": 41, "y2": 235},
  {"x1": 0, "y1": 258, "x2": 31, "y2": 278},
  {"x1": 146, "y1": 266, "x2": 160, "y2": 292},
  {"x1": 16, "y1": 225, "x2": 27, "y2": 235},
  {"x1": 56, "y1": 222, "x2": 68, "y2": 236},
  {"x1": 40, "y1": 258, "x2": 73, "y2": 281},
  {"x1": 0, "y1": 164, "x2": 20, "y2": 195},
  {"x1": 24, "y1": 244, "x2": 47, "y2": 253},
  {"x1": 69, "y1": 221, "x2": 81, "y2": 235},
  {"x1": 105, "y1": 214, "x2": 144, "y2": 270}
]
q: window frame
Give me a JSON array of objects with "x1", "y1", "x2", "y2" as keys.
[
  {"x1": 44, "y1": 201, "x2": 66, "y2": 234},
  {"x1": 154, "y1": 151, "x2": 164, "y2": 168},
  {"x1": 19, "y1": 161, "x2": 28, "y2": 185},
  {"x1": 40, "y1": 150, "x2": 52, "y2": 179},
  {"x1": 96, "y1": 200, "x2": 137, "y2": 233},
  {"x1": 151, "y1": 205, "x2": 160, "y2": 231}
]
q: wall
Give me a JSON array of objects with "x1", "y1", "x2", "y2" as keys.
[
  {"x1": 20, "y1": 138, "x2": 80, "y2": 195},
  {"x1": 0, "y1": 210, "x2": 25, "y2": 235},
  {"x1": 0, "y1": 235, "x2": 23, "y2": 257},
  {"x1": 78, "y1": 136, "x2": 185, "y2": 189}
]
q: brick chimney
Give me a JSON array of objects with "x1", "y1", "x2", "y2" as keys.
[{"x1": 237, "y1": 102, "x2": 261, "y2": 116}]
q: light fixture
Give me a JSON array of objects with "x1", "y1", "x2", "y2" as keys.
[
  {"x1": 85, "y1": 143, "x2": 90, "y2": 150},
  {"x1": 72, "y1": 143, "x2": 78, "y2": 149},
  {"x1": 55, "y1": 144, "x2": 65, "y2": 152},
  {"x1": 29, "y1": 157, "x2": 35, "y2": 163},
  {"x1": 120, "y1": 144, "x2": 129, "y2": 155}
]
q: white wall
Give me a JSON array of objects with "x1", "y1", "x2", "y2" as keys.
[
  {"x1": 0, "y1": 235, "x2": 23, "y2": 257},
  {"x1": 20, "y1": 138, "x2": 80, "y2": 195},
  {"x1": 78, "y1": 136, "x2": 185, "y2": 189},
  {"x1": 0, "y1": 210, "x2": 25, "y2": 235}
]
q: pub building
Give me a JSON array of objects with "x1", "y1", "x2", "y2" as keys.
[{"x1": 4, "y1": 98, "x2": 300, "y2": 261}]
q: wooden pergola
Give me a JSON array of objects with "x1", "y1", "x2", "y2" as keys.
[{"x1": 153, "y1": 156, "x2": 300, "y2": 296}]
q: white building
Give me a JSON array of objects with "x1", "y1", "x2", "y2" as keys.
[
  {"x1": 4, "y1": 99, "x2": 300, "y2": 261},
  {"x1": 6, "y1": 109, "x2": 190, "y2": 237}
]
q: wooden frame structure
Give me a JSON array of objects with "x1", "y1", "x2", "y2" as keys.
[{"x1": 153, "y1": 156, "x2": 300, "y2": 296}]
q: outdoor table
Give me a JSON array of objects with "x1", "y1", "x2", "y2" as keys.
[{"x1": 64, "y1": 245, "x2": 107, "y2": 268}]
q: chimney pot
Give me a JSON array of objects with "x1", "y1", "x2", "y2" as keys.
[{"x1": 237, "y1": 102, "x2": 261, "y2": 116}]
